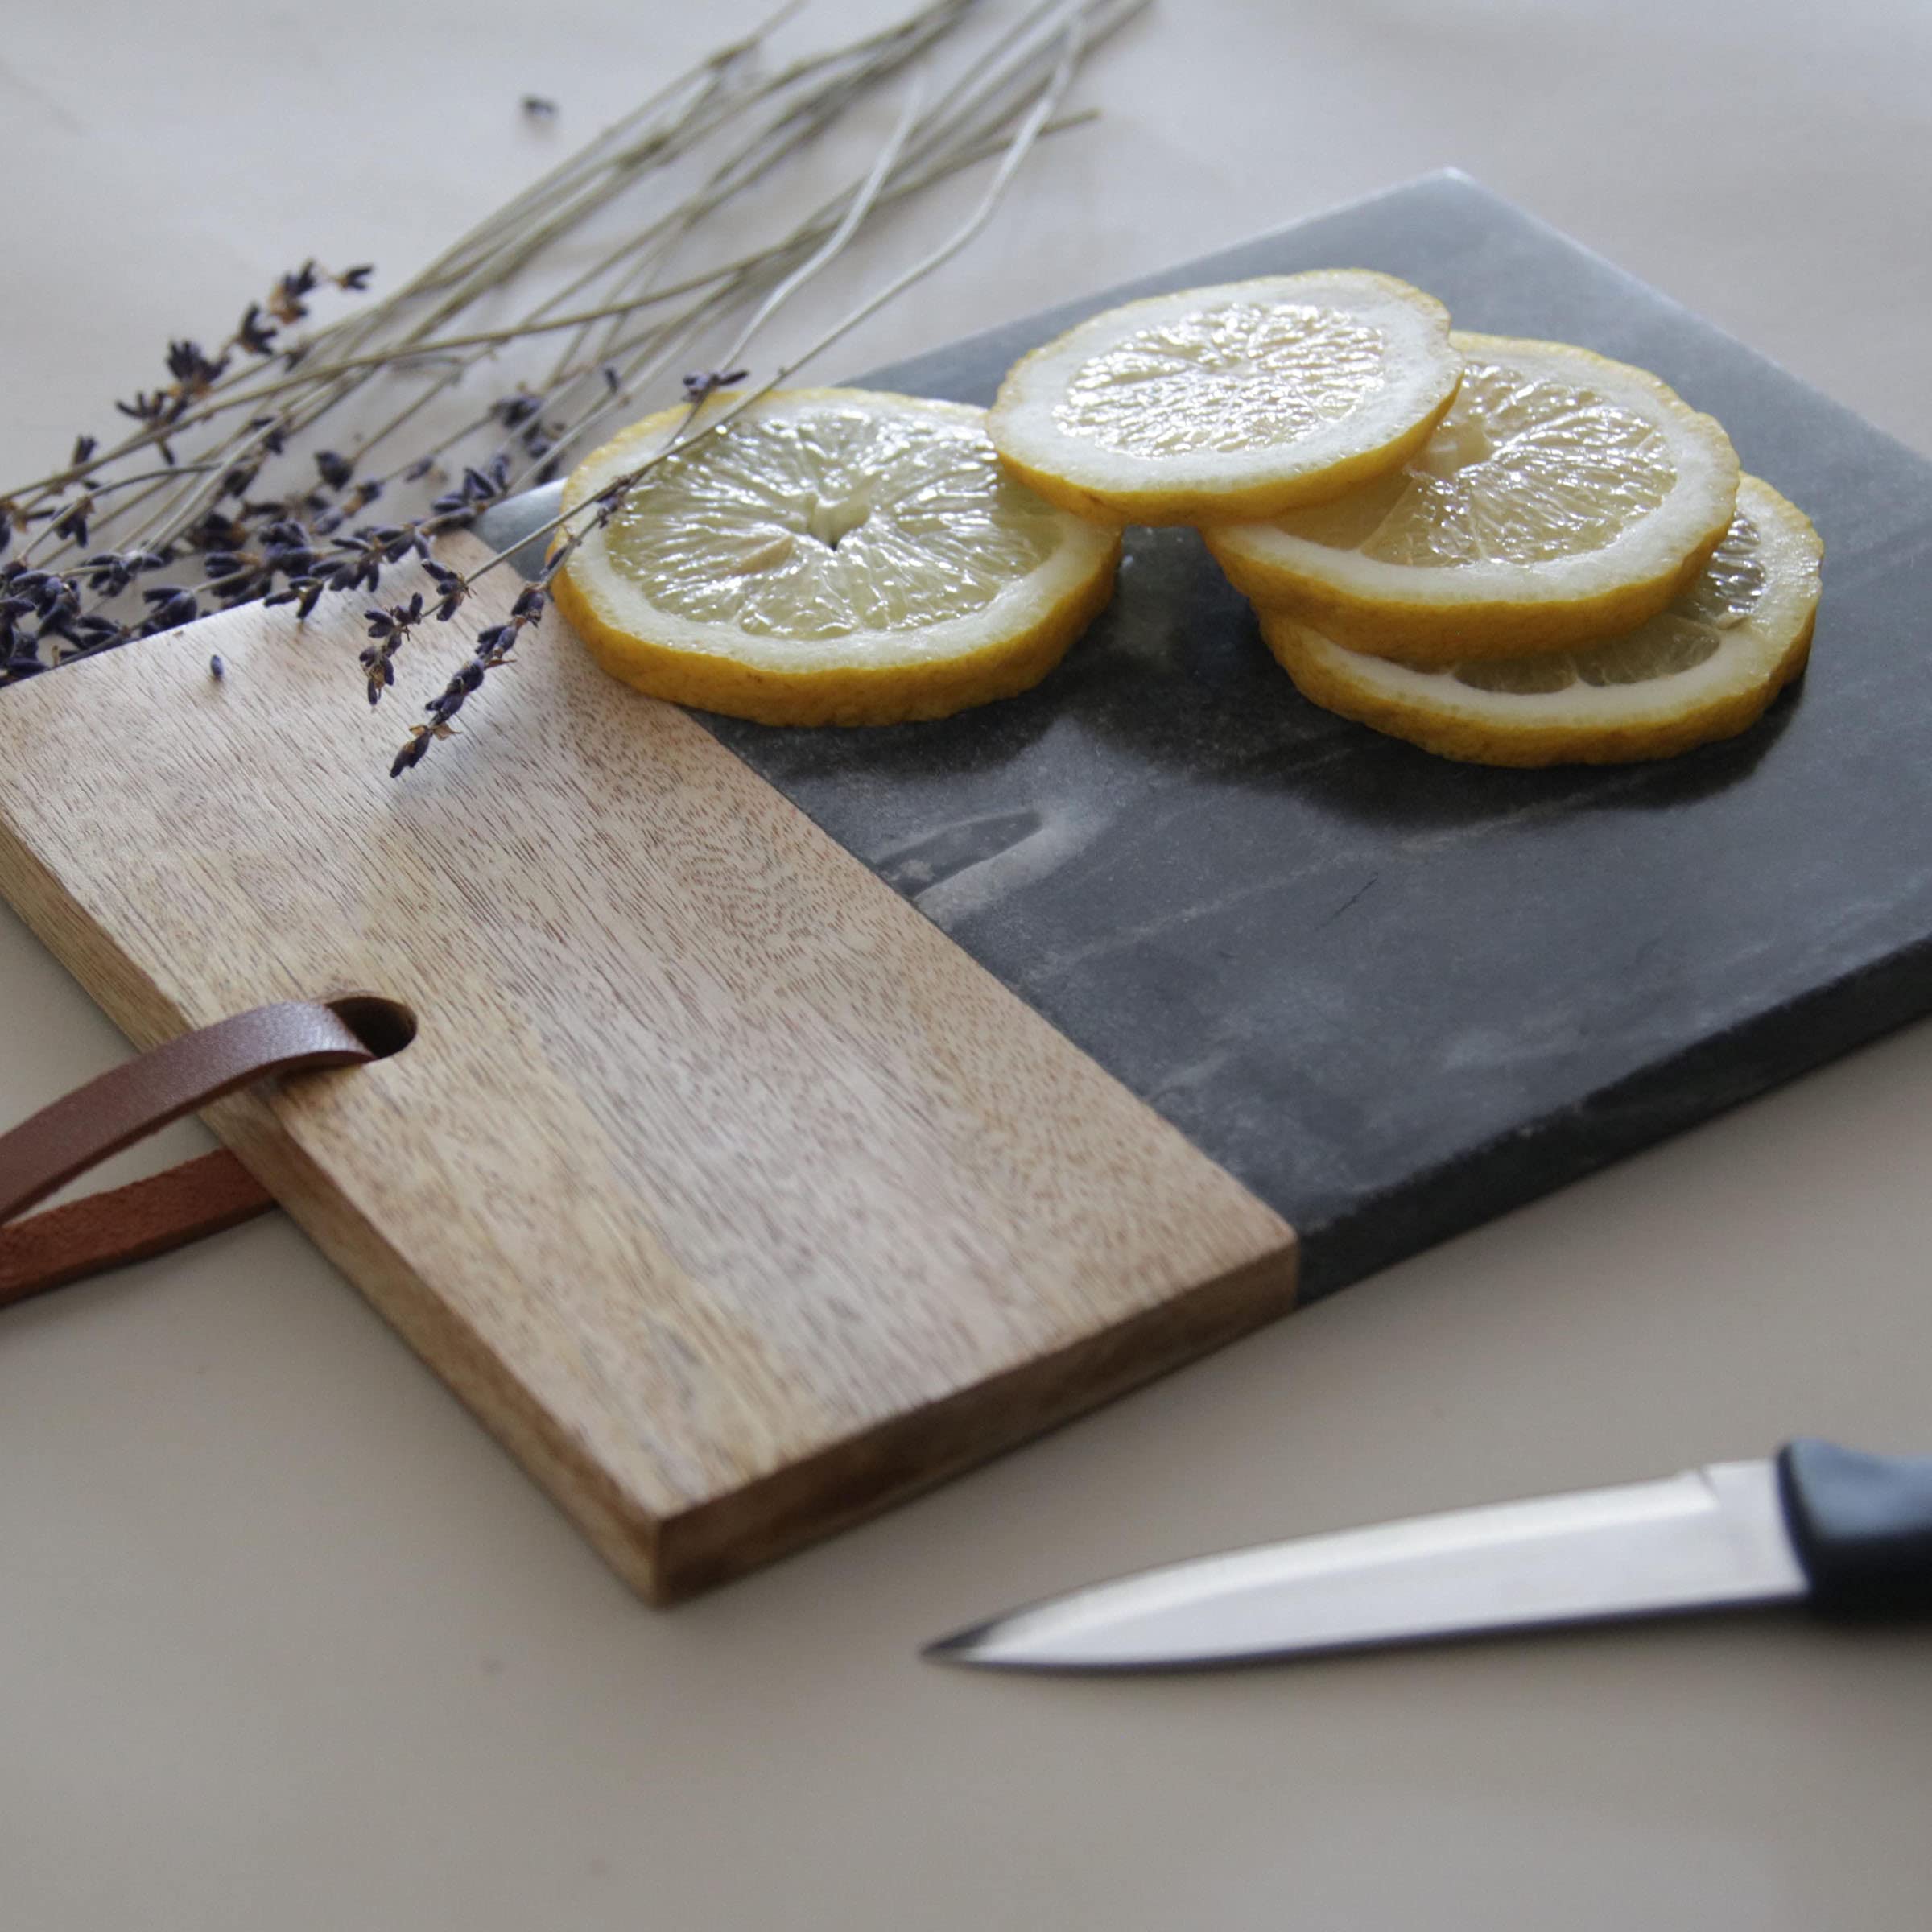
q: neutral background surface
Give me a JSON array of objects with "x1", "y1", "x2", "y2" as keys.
[{"x1": 3, "y1": 4, "x2": 1930, "y2": 1926}]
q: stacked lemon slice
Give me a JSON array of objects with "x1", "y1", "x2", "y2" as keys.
[{"x1": 989, "y1": 288, "x2": 1821, "y2": 766}]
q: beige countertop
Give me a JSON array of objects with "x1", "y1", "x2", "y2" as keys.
[{"x1": 2, "y1": 3, "x2": 1930, "y2": 1925}]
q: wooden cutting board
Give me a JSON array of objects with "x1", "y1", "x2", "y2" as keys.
[{"x1": 6, "y1": 173, "x2": 1931, "y2": 1600}]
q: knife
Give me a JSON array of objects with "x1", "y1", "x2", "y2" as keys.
[{"x1": 925, "y1": 1439, "x2": 1932, "y2": 1671}]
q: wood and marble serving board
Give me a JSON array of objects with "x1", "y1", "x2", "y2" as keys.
[{"x1": 5, "y1": 173, "x2": 1932, "y2": 1600}]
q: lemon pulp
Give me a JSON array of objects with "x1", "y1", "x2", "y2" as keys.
[
  {"x1": 602, "y1": 404, "x2": 1066, "y2": 638},
  {"x1": 1051, "y1": 301, "x2": 1390, "y2": 459},
  {"x1": 1319, "y1": 356, "x2": 1679, "y2": 568}
]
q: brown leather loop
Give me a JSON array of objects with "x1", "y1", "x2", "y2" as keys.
[
  {"x1": 0, "y1": 1000, "x2": 375, "y2": 1308},
  {"x1": 0, "y1": 1150, "x2": 273, "y2": 1307}
]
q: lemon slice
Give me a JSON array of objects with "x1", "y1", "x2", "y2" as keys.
[
  {"x1": 985, "y1": 271, "x2": 1462, "y2": 526},
  {"x1": 1257, "y1": 476, "x2": 1820, "y2": 766},
  {"x1": 1208, "y1": 333, "x2": 1741, "y2": 662},
  {"x1": 550, "y1": 388, "x2": 1120, "y2": 725}
]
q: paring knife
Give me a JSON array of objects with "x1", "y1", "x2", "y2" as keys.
[{"x1": 925, "y1": 1439, "x2": 1932, "y2": 1672}]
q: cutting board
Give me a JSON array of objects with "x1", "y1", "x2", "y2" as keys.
[{"x1": 4, "y1": 172, "x2": 1930, "y2": 1600}]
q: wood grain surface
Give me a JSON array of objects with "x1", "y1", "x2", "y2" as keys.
[{"x1": 0, "y1": 542, "x2": 1296, "y2": 1600}]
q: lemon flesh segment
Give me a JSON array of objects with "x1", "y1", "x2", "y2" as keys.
[
  {"x1": 552, "y1": 389, "x2": 1120, "y2": 726},
  {"x1": 1208, "y1": 333, "x2": 1742, "y2": 661},
  {"x1": 1258, "y1": 475, "x2": 1820, "y2": 767},
  {"x1": 985, "y1": 271, "x2": 1462, "y2": 526}
]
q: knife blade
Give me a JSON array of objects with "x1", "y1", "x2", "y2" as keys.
[{"x1": 925, "y1": 1439, "x2": 1932, "y2": 1671}]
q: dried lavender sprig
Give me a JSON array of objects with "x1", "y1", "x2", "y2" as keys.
[
  {"x1": 86, "y1": 51, "x2": 803, "y2": 564},
  {"x1": 6, "y1": 82, "x2": 832, "y2": 601},
  {"x1": 515, "y1": 94, "x2": 1117, "y2": 491},
  {"x1": 454, "y1": 7, "x2": 1132, "y2": 506},
  {"x1": 475, "y1": 59, "x2": 927, "y2": 507},
  {"x1": 40, "y1": 0, "x2": 968, "y2": 572},
  {"x1": 338, "y1": 2, "x2": 963, "y2": 389},
  {"x1": 692, "y1": 71, "x2": 929, "y2": 396},
  {"x1": 5, "y1": 262, "x2": 374, "y2": 525},
  {"x1": 560, "y1": 0, "x2": 1103, "y2": 387},
  {"x1": 352, "y1": 0, "x2": 979, "y2": 470},
  {"x1": 171, "y1": 3, "x2": 1097, "y2": 564},
  {"x1": 20, "y1": 0, "x2": 1007, "y2": 556},
  {"x1": 224, "y1": 109, "x2": 1100, "y2": 388},
  {"x1": 0, "y1": 19, "x2": 794, "y2": 524},
  {"x1": 23, "y1": 97, "x2": 1097, "y2": 592},
  {"x1": 6, "y1": 1, "x2": 944, "y2": 549},
  {"x1": 329, "y1": 51, "x2": 927, "y2": 489},
  {"x1": 408, "y1": 4, "x2": 791, "y2": 291}
]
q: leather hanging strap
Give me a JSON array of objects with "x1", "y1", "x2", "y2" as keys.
[
  {"x1": 0, "y1": 1001, "x2": 375, "y2": 1309},
  {"x1": 0, "y1": 1151, "x2": 273, "y2": 1305}
]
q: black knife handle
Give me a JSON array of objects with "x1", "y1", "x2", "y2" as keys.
[{"x1": 1777, "y1": 1439, "x2": 1932, "y2": 1618}]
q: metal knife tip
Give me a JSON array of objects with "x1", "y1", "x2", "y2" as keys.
[
  {"x1": 922, "y1": 1612, "x2": 1130, "y2": 1673},
  {"x1": 919, "y1": 1619, "x2": 1005, "y2": 1668}
]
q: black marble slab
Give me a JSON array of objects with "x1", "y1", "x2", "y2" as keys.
[{"x1": 654, "y1": 175, "x2": 1932, "y2": 1297}]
